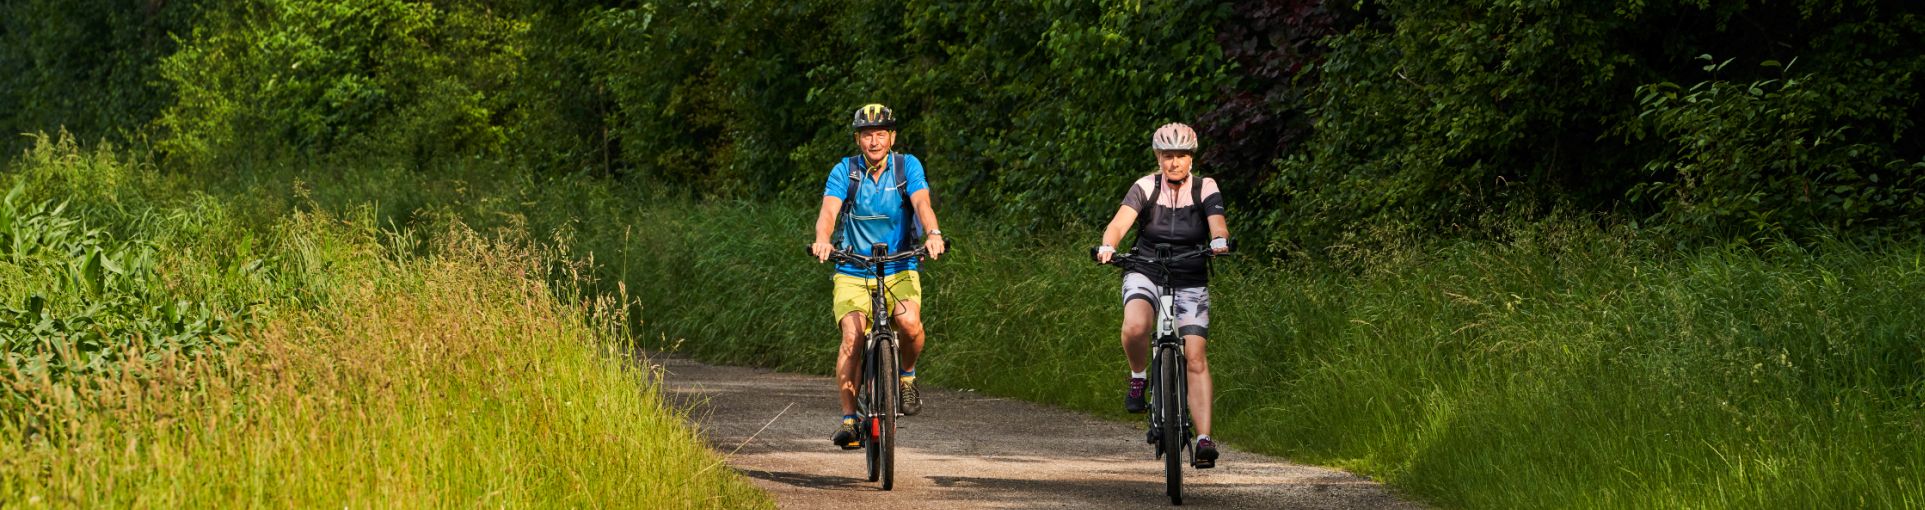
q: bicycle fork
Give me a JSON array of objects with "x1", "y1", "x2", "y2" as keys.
[
  {"x1": 1146, "y1": 293, "x2": 1191, "y2": 458},
  {"x1": 857, "y1": 327, "x2": 900, "y2": 435},
  {"x1": 858, "y1": 283, "x2": 894, "y2": 426}
]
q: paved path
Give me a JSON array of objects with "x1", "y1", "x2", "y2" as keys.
[{"x1": 655, "y1": 355, "x2": 1425, "y2": 509}]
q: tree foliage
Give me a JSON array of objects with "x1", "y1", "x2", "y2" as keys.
[
  {"x1": 0, "y1": 0, "x2": 195, "y2": 161},
  {"x1": 579, "y1": 0, "x2": 1232, "y2": 227},
  {"x1": 1266, "y1": 0, "x2": 1925, "y2": 249},
  {"x1": 155, "y1": 0, "x2": 528, "y2": 168},
  {"x1": 6, "y1": 0, "x2": 1923, "y2": 247}
]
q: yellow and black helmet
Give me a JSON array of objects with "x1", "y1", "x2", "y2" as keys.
[{"x1": 851, "y1": 103, "x2": 896, "y2": 130}]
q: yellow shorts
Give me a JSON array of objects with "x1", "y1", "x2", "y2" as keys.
[{"x1": 832, "y1": 271, "x2": 922, "y2": 323}]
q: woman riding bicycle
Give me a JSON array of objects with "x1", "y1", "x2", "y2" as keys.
[
  {"x1": 1094, "y1": 122, "x2": 1229, "y2": 466},
  {"x1": 810, "y1": 103, "x2": 947, "y2": 449}
]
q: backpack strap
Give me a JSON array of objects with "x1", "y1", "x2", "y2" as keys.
[
  {"x1": 1192, "y1": 175, "x2": 1205, "y2": 223},
  {"x1": 894, "y1": 152, "x2": 924, "y2": 240},
  {"x1": 1135, "y1": 174, "x2": 1163, "y2": 233},
  {"x1": 835, "y1": 156, "x2": 861, "y2": 247}
]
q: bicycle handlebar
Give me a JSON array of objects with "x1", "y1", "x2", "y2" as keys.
[
  {"x1": 1090, "y1": 241, "x2": 1232, "y2": 267},
  {"x1": 804, "y1": 239, "x2": 952, "y2": 267}
]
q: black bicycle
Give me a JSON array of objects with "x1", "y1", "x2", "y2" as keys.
[
  {"x1": 1094, "y1": 242, "x2": 1225, "y2": 506},
  {"x1": 811, "y1": 242, "x2": 931, "y2": 491}
]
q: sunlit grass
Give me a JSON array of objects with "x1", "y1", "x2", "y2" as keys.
[
  {"x1": 0, "y1": 135, "x2": 771, "y2": 508},
  {"x1": 594, "y1": 197, "x2": 1925, "y2": 509}
]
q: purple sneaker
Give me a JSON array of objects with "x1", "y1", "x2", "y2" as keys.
[
  {"x1": 1195, "y1": 437, "x2": 1219, "y2": 468},
  {"x1": 1125, "y1": 377, "x2": 1148, "y2": 413}
]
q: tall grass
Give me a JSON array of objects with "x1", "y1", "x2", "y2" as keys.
[
  {"x1": 584, "y1": 196, "x2": 1925, "y2": 509},
  {"x1": 0, "y1": 134, "x2": 770, "y2": 507},
  {"x1": 20, "y1": 127, "x2": 1915, "y2": 508}
]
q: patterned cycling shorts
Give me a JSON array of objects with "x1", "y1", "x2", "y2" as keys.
[{"x1": 1121, "y1": 272, "x2": 1210, "y2": 338}]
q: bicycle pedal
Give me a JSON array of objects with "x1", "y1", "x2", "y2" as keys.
[
  {"x1": 839, "y1": 442, "x2": 862, "y2": 451},
  {"x1": 1193, "y1": 459, "x2": 1215, "y2": 469}
]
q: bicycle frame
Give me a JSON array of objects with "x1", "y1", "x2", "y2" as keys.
[
  {"x1": 856, "y1": 244, "x2": 901, "y2": 429},
  {"x1": 857, "y1": 249, "x2": 900, "y2": 489},
  {"x1": 1147, "y1": 274, "x2": 1190, "y2": 459},
  {"x1": 816, "y1": 241, "x2": 930, "y2": 491},
  {"x1": 858, "y1": 242, "x2": 900, "y2": 411},
  {"x1": 1095, "y1": 242, "x2": 1220, "y2": 505}
]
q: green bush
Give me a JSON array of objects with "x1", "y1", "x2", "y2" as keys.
[
  {"x1": 0, "y1": 185, "x2": 237, "y2": 380},
  {"x1": 582, "y1": 0, "x2": 1230, "y2": 225},
  {"x1": 155, "y1": 0, "x2": 527, "y2": 169},
  {"x1": 1629, "y1": 57, "x2": 1925, "y2": 240},
  {"x1": 14, "y1": 0, "x2": 1925, "y2": 246},
  {"x1": 0, "y1": 134, "x2": 257, "y2": 391},
  {"x1": 1266, "y1": 0, "x2": 1925, "y2": 250},
  {"x1": 0, "y1": 0, "x2": 197, "y2": 161}
]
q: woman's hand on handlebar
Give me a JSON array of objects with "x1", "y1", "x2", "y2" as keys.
[{"x1": 1095, "y1": 244, "x2": 1116, "y2": 264}]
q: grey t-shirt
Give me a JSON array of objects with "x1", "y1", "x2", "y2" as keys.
[{"x1": 1120, "y1": 173, "x2": 1225, "y2": 287}]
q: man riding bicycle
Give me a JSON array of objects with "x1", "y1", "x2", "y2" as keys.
[
  {"x1": 810, "y1": 103, "x2": 948, "y2": 449},
  {"x1": 1094, "y1": 122, "x2": 1229, "y2": 465}
]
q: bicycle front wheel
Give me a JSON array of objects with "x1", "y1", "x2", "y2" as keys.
[
  {"x1": 862, "y1": 341, "x2": 881, "y2": 483},
  {"x1": 1159, "y1": 345, "x2": 1184, "y2": 505},
  {"x1": 876, "y1": 332, "x2": 899, "y2": 490}
]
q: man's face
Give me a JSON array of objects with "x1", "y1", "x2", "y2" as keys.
[
  {"x1": 1156, "y1": 150, "x2": 1193, "y2": 182},
  {"x1": 855, "y1": 128, "x2": 895, "y2": 164}
]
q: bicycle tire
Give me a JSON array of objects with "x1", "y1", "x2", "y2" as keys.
[
  {"x1": 1161, "y1": 344, "x2": 1184, "y2": 505},
  {"x1": 863, "y1": 333, "x2": 881, "y2": 482},
  {"x1": 877, "y1": 332, "x2": 899, "y2": 490}
]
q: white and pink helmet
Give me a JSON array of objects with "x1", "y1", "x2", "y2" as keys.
[{"x1": 1151, "y1": 122, "x2": 1197, "y2": 152}]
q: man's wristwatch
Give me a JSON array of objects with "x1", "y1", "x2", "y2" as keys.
[{"x1": 927, "y1": 230, "x2": 943, "y2": 237}]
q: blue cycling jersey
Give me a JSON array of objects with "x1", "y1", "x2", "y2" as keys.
[{"x1": 823, "y1": 153, "x2": 929, "y2": 277}]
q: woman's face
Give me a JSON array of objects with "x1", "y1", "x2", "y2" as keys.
[
  {"x1": 855, "y1": 128, "x2": 895, "y2": 164},
  {"x1": 1156, "y1": 150, "x2": 1193, "y2": 182}
]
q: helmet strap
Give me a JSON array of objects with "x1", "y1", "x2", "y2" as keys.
[{"x1": 864, "y1": 151, "x2": 892, "y2": 178}]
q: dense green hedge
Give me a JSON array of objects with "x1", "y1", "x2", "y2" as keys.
[
  {"x1": 5, "y1": 0, "x2": 1923, "y2": 245},
  {"x1": 0, "y1": 0, "x2": 195, "y2": 159},
  {"x1": 572, "y1": 0, "x2": 1232, "y2": 228},
  {"x1": 154, "y1": 0, "x2": 529, "y2": 169},
  {"x1": 1274, "y1": 0, "x2": 1925, "y2": 250}
]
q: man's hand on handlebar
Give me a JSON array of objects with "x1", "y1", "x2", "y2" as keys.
[
  {"x1": 811, "y1": 242, "x2": 834, "y2": 263},
  {"x1": 924, "y1": 235, "x2": 946, "y2": 260}
]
